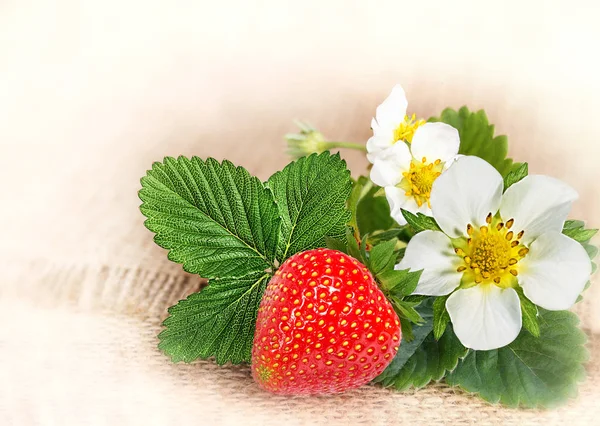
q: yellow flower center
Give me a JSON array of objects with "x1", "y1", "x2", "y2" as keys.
[
  {"x1": 453, "y1": 213, "x2": 529, "y2": 288},
  {"x1": 393, "y1": 113, "x2": 426, "y2": 143},
  {"x1": 398, "y1": 157, "x2": 444, "y2": 208}
]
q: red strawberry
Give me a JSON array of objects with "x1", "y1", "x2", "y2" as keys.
[{"x1": 251, "y1": 248, "x2": 401, "y2": 395}]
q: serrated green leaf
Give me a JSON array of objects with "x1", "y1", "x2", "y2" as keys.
[
  {"x1": 266, "y1": 152, "x2": 351, "y2": 261},
  {"x1": 429, "y1": 107, "x2": 514, "y2": 176},
  {"x1": 447, "y1": 309, "x2": 588, "y2": 408},
  {"x1": 368, "y1": 239, "x2": 397, "y2": 276},
  {"x1": 401, "y1": 210, "x2": 441, "y2": 233},
  {"x1": 158, "y1": 272, "x2": 270, "y2": 364},
  {"x1": 432, "y1": 296, "x2": 450, "y2": 340},
  {"x1": 374, "y1": 299, "x2": 468, "y2": 390},
  {"x1": 562, "y1": 220, "x2": 598, "y2": 243},
  {"x1": 139, "y1": 156, "x2": 280, "y2": 278},
  {"x1": 503, "y1": 162, "x2": 528, "y2": 190},
  {"x1": 515, "y1": 287, "x2": 540, "y2": 337}
]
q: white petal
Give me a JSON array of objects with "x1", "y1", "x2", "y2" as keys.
[
  {"x1": 430, "y1": 156, "x2": 504, "y2": 238},
  {"x1": 385, "y1": 187, "x2": 431, "y2": 225},
  {"x1": 396, "y1": 230, "x2": 462, "y2": 296},
  {"x1": 374, "y1": 84, "x2": 408, "y2": 132},
  {"x1": 410, "y1": 122, "x2": 460, "y2": 163},
  {"x1": 369, "y1": 142, "x2": 412, "y2": 187},
  {"x1": 499, "y1": 175, "x2": 578, "y2": 244},
  {"x1": 366, "y1": 134, "x2": 394, "y2": 162},
  {"x1": 518, "y1": 231, "x2": 591, "y2": 310},
  {"x1": 385, "y1": 187, "x2": 409, "y2": 225},
  {"x1": 446, "y1": 286, "x2": 522, "y2": 350}
]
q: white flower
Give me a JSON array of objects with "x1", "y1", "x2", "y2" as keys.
[
  {"x1": 367, "y1": 85, "x2": 426, "y2": 162},
  {"x1": 397, "y1": 156, "x2": 591, "y2": 350},
  {"x1": 367, "y1": 85, "x2": 460, "y2": 224}
]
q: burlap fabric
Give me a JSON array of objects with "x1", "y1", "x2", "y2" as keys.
[{"x1": 2, "y1": 1, "x2": 599, "y2": 424}]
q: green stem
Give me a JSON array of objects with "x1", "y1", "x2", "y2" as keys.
[{"x1": 326, "y1": 141, "x2": 367, "y2": 152}]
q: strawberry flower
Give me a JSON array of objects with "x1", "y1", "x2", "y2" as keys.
[
  {"x1": 397, "y1": 156, "x2": 591, "y2": 350},
  {"x1": 367, "y1": 85, "x2": 460, "y2": 224},
  {"x1": 366, "y1": 85, "x2": 426, "y2": 162}
]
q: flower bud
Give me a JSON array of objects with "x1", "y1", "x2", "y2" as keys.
[{"x1": 285, "y1": 121, "x2": 328, "y2": 159}]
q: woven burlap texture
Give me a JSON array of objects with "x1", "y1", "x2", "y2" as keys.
[{"x1": 2, "y1": 1, "x2": 600, "y2": 424}]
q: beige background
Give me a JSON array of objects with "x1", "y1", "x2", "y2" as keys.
[{"x1": 1, "y1": 1, "x2": 599, "y2": 424}]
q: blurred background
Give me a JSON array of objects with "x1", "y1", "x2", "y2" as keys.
[{"x1": 1, "y1": 1, "x2": 599, "y2": 424}]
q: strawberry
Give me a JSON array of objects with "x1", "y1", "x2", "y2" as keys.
[{"x1": 251, "y1": 248, "x2": 401, "y2": 395}]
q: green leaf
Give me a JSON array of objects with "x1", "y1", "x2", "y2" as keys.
[
  {"x1": 158, "y1": 272, "x2": 270, "y2": 364},
  {"x1": 345, "y1": 227, "x2": 362, "y2": 261},
  {"x1": 324, "y1": 236, "x2": 348, "y2": 254},
  {"x1": 401, "y1": 210, "x2": 441, "y2": 233},
  {"x1": 348, "y1": 176, "x2": 372, "y2": 232},
  {"x1": 429, "y1": 107, "x2": 514, "y2": 176},
  {"x1": 585, "y1": 244, "x2": 598, "y2": 260},
  {"x1": 266, "y1": 152, "x2": 351, "y2": 261},
  {"x1": 392, "y1": 299, "x2": 425, "y2": 324},
  {"x1": 562, "y1": 220, "x2": 598, "y2": 244},
  {"x1": 503, "y1": 162, "x2": 528, "y2": 190},
  {"x1": 447, "y1": 309, "x2": 588, "y2": 408},
  {"x1": 368, "y1": 227, "x2": 406, "y2": 244},
  {"x1": 368, "y1": 239, "x2": 397, "y2": 276},
  {"x1": 432, "y1": 296, "x2": 450, "y2": 340},
  {"x1": 356, "y1": 185, "x2": 395, "y2": 235},
  {"x1": 139, "y1": 156, "x2": 281, "y2": 278},
  {"x1": 515, "y1": 287, "x2": 540, "y2": 337},
  {"x1": 374, "y1": 299, "x2": 468, "y2": 390},
  {"x1": 562, "y1": 219, "x2": 597, "y2": 302},
  {"x1": 378, "y1": 268, "x2": 422, "y2": 296}
]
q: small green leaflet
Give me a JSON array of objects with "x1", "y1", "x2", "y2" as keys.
[
  {"x1": 373, "y1": 299, "x2": 468, "y2": 390},
  {"x1": 503, "y1": 162, "x2": 528, "y2": 190},
  {"x1": 562, "y1": 221, "x2": 598, "y2": 269},
  {"x1": 401, "y1": 210, "x2": 441, "y2": 233},
  {"x1": 266, "y1": 152, "x2": 351, "y2": 260},
  {"x1": 347, "y1": 175, "x2": 372, "y2": 233},
  {"x1": 563, "y1": 220, "x2": 598, "y2": 244},
  {"x1": 447, "y1": 309, "x2": 588, "y2": 408},
  {"x1": 140, "y1": 153, "x2": 352, "y2": 364},
  {"x1": 515, "y1": 287, "x2": 540, "y2": 337},
  {"x1": 562, "y1": 220, "x2": 598, "y2": 302},
  {"x1": 429, "y1": 107, "x2": 515, "y2": 176},
  {"x1": 432, "y1": 296, "x2": 450, "y2": 340},
  {"x1": 367, "y1": 239, "x2": 397, "y2": 276}
]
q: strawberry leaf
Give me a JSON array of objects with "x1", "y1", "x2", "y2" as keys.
[
  {"x1": 140, "y1": 157, "x2": 283, "y2": 364},
  {"x1": 447, "y1": 309, "x2": 588, "y2": 408},
  {"x1": 373, "y1": 298, "x2": 467, "y2": 390},
  {"x1": 266, "y1": 152, "x2": 352, "y2": 261},
  {"x1": 139, "y1": 157, "x2": 280, "y2": 278},
  {"x1": 158, "y1": 272, "x2": 270, "y2": 364},
  {"x1": 429, "y1": 107, "x2": 516, "y2": 176}
]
